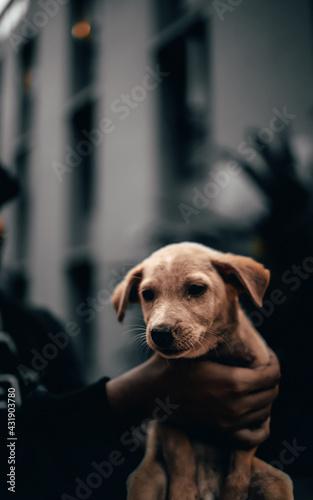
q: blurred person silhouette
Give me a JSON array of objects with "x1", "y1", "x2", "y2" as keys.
[
  {"x1": 0, "y1": 167, "x2": 83, "y2": 395},
  {"x1": 0, "y1": 163, "x2": 281, "y2": 500}
]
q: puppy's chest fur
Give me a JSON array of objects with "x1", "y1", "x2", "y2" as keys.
[
  {"x1": 154, "y1": 426, "x2": 236, "y2": 500},
  {"x1": 193, "y1": 441, "x2": 229, "y2": 500}
]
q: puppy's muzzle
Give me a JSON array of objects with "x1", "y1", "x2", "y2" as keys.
[{"x1": 151, "y1": 328, "x2": 174, "y2": 348}]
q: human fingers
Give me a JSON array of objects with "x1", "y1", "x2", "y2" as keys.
[
  {"x1": 224, "y1": 355, "x2": 281, "y2": 396},
  {"x1": 231, "y1": 405, "x2": 272, "y2": 432},
  {"x1": 234, "y1": 385, "x2": 279, "y2": 415},
  {"x1": 231, "y1": 418, "x2": 271, "y2": 449}
]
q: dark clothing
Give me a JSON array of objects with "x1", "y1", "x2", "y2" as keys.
[
  {"x1": 14, "y1": 380, "x2": 142, "y2": 500},
  {"x1": 0, "y1": 291, "x2": 83, "y2": 394},
  {"x1": 0, "y1": 293, "x2": 141, "y2": 500}
]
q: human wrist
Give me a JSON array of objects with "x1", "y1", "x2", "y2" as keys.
[{"x1": 106, "y1": 357, "x2": 160, "y2": 430}]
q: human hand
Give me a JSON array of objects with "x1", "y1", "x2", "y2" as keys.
[{"x1": 106, "y1": 348, "x2": 280, "y2": 448}]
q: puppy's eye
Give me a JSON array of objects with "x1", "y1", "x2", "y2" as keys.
[
  {"x1": 188, "y1": 284, "x2": 207, "y2": 297},
  {"x1": 142, "y1": 289, "x2": 154, "y2": 301}
]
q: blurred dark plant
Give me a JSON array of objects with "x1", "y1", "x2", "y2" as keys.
[
  {"x1": 236, "y1": 132, "x2": 313, "y2": 272},
  {"x1": 229, "y1": 129, "x2": 313, "y2": 478}
]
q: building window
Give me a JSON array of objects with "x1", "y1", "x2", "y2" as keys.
[
  {"x1": 15, "y1": 148, "x2": 30, "y2": 262},
  {"x1": 156, "y1": 17, "x2": 210, "y2": 181},
  {"x1": 66, "y1": 259, "x2": 94, "y2": 376},
  {"x1": 69, "y1": 0, "x2": 95, "y2": 94},
  {"x1": 18, "y1": 38, "x2": 37, "y2": 134},
  {"x1": 154, "y1": 0, "x2": 201, "y2": 30},
  {"x1": 0, "y1": 60, "x2": 3, "y2": 143},
  {"x1": 68, "y1": 102, "x2": 95, "y2": 247}
]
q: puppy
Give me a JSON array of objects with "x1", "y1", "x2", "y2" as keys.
[{"x1": 112, "y1": 243, "x2": 293, "y2": 500}]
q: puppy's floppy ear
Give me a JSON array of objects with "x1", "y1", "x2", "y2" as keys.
[
  {"x1": 212, "y1": 253, "x2": 270, "y2": 308},
  {"x1": 111, "y1": 264, "x2": 143, "y2": 322}
]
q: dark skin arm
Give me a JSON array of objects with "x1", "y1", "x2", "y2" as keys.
[{"x1": 106, "y1": 348, "x2": 280, "y2": 449}]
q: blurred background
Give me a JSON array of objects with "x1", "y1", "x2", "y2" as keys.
[{"x1": 0, "y1": 0, "x2": 313, "y2": 495}]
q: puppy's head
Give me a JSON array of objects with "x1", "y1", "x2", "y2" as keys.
[{"x1": 111, "y1": 243, "x2": 270, "y2": 359}]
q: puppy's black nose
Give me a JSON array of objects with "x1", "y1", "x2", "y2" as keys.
[{"x1": 151, "y1": 328, "x2": 174, "y2": 348}]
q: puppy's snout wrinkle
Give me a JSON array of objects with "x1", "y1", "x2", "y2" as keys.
[{"x1": 151, "y1": 328, "x2": 174, "y2": 348}]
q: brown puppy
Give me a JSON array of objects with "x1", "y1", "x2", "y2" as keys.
[{"x1": 112, "y1": 243, "x2": 293, "y2": 500}]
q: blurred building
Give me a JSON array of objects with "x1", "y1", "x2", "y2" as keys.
[{"x1": 0, "y1": 0, "x2": 313, "y2": 383}]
